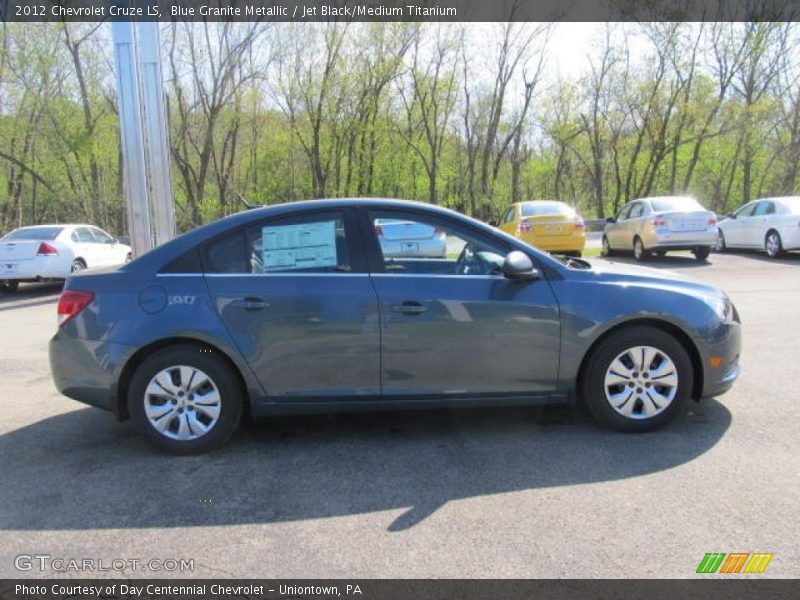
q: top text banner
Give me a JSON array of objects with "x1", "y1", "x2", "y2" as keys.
[{"x1": 3, "y1": 0, "x2": 800, "y2": 22}]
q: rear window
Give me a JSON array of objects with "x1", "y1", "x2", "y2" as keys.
[
  {"x1": 650, "y1": 198, "x2": 704, "y2": 212},
  {"x1": 520, "y1": 202, "x2": 574, "y2": 217},
  {"x1": 2, "y1": 226, "x2": 63, "y2": 241}
]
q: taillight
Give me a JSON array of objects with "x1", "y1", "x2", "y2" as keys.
[
  {"x1": 37, "y1": 242, "x2": 59, "y2": 256},
  {"x1": 433, "y1": 226, "x2": 446, "y2": 236},
  {"x1": 57, "y1": 290, "x2": 94, "y2": 327},
  {"x1": 519, "y1": 220, "x2": 532, "y2": 233},
  {"x1": 374, "y1": 224, "x2": 383, "y2": 237},
  {"x1": 708, "y1": 215, "x2": 717, "y2": 226},
  {"x1": 574, "y1": 217, "x2": 585, "y2": 229},
  {"x1": 652, "y1": 215, "x2": 667, "y2": 228}
]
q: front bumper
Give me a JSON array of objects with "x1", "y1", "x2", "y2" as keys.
[
  {"x1": 698, "y1": 318, "x2": 742, "y2": 399},
  {"x1": 49, "y1": 330, "x2": 135, "y2": 415}
]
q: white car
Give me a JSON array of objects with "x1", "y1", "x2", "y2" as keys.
[
  {"x1": 0, "y1": 224, "x2": 132, "y2": 292},
  {"x1": 716, "y1": 197, "x2": 800, "y2": 258}
]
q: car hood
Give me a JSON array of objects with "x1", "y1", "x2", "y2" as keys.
[{"x1": 583, "y1": 259, "x2": 725, "y2": 297}]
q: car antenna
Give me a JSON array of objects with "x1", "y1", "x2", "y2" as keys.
[{"x1": 236, "y1": 193, "x2": 262, "y2": 211}]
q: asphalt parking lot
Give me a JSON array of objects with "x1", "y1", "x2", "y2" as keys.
[{"x1": 1, "y1": 250, "x2": 798, "y2": 579}]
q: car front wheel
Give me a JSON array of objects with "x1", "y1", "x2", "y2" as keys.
[
  {"x1": 128, "y1": 345, "x2": 243, "y2": 454},
  {"x1": 601, "y1": 236, "x2": 615, "y2": 257},
  {"x1": 581, "y1": 326, "x2": 693, "y2": 432},
  {"x1": 633, "y1": 237, "x2": 649, "y2": 262},
  {"x1": 765, "y1": 230, "x2": 783, "y2": 259}
]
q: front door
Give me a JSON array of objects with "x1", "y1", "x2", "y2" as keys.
[
  {"x1": 362, "y1": 208, "x2": 560, "y2": 397},
  {"x1": 203, "y1": 209, "x2": 380, "y2": 399}
]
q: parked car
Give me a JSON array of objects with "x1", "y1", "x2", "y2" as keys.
[
  {"x1": 716, "y1": 196, "x2": 800, "y2": 258},
  {"x1": 602, "y1": 196, "x2": 718, "y2": 262},
  {"x1": 50, "y1": 199, "x2": 741, "y2": 453},
  {"x1": 498, "y1": 200, "x2": 586, "y2": 256},
  {"x1": 375, "y1": 217, "x2": 447, "y2": 258},
  {"x1": 0, "y1": 224, "x2": 132, "y2": 292}
]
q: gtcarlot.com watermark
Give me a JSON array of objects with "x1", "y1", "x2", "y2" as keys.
[{"x1": 14, "y1": 553, "x2": 194, "y2": 573}]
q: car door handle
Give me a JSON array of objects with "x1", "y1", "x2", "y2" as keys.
[
  {"x1": 392, "y1": 301, "x2": 427, "y2": 315},
  {"x1": 230, "y1": 297, "x2": 270, "y2": 311}
]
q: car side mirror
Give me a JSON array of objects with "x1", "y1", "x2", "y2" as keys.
[
  {"x1": 606, "y1": 217, "x2": 616, "y2": 224},
  {"x1": 727, "y1": 213, "x2": 736, "y2": 219},
  {"x1": 488, "y1": 220, "x2": 499, "y2": 227},
  {"x1": 502, "y1": 251, "x2": 540, "y2": 281},
  {"x1": 111, "y1": 238, "x2": 119, "y2": 244}
]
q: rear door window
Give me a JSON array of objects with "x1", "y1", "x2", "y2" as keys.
[{"x1": 204, "y1": 211, "x2": 355, "y2": 274}]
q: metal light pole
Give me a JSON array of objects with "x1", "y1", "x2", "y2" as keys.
[
  {"x1": 112, "y1": 13, "x2": 176, "y2": 256},
  {"x1": 112, "y1": 20, "x2": 152, "y2": 257},
  {"x1": 137, "y1": 21, "x2": 176, "y2": 248}
]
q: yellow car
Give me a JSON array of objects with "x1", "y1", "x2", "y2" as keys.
[{"x1": 498, "y1": 200, "x2": 586, "y2": 256}]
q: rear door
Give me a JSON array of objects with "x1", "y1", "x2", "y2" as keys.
[
  {"x1": 362, "y1": 208, "x2": 560, "y2": 397},
  {"x1": 203, "y1": 209, "x2": 380, "y2": 399},
  {"x1": 749, "y1": 201, "x2": 775, "y2": 247},
  {"x1": 89, "y1": 227, "x2": 119, "y2": 266}
]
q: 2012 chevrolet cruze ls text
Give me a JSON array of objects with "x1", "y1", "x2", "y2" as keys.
[{"x1": 49, "y1": 199, "x2": 741, "y2": 453}]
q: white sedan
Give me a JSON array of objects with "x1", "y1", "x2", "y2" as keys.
[
  {"x1": 0, "y1": 224, "x2": 132, "y2": 292},
  {"x1": 716, "y1": 197, "x2": 800, "y2": 258}
]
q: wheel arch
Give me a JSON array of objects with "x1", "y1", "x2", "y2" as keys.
[
  {"x1": 115, "y1": 336, "x2": 252, "y2": 421},
  {"x1": 576, "y1": 317, "x2": 704, "y2": 401}
]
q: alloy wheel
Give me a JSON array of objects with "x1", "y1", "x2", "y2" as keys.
[
  {"x1": 144, "y1": 365, "x2": 221, "y2": 440},
  {"x1": 603, "y1": 346, "x2": 678, "y2": 419},
  {"x1": 766, "y1": 232, "x2": 781, "y2": 258}
]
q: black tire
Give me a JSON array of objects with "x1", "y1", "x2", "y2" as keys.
[
  {"x1": 0, "y1": 280, "x2": 19, "y2": 293},
  {"x1": 581, "y1": 325, "x2": 693, "y2": 432},
  {"x1": 715, "y1": 230, "x2": 727, "y2": 253},
  {"x1": 70, "y1": 259, "x2": 86, "y2": 273},
  {"x1": 633, "y1": 237, "x2": 649, "y2": 262},
  {"x1": 653, "y1": 249, "x2": 667, "y2": 257},
  {"x1": 693, "y1": 246, "x2": 711, "y2": 261},
  {"x1": 601, "y1": 236, "x2": 615, "y2": 257},
  {"x1": 765, "y1": 230, "x2": 784, "y2": 259},
  {"x1": 128, "y1": 344, "x2": 243, "y2": 454}
]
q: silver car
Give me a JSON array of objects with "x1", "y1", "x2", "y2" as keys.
[
  {"x1": 602, "y1": 196, "x2": 718, "y2": 262},
  {"x1": 374, "y1": 218, "x2": 447, "y2": 258}
]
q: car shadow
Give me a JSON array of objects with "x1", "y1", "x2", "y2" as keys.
[
  {"x1": 0, "y1": 401, "x2": 731, "y2": 532},
  {"x1": 598, "y1": 253, "x2": 712, "y2": 269},
  {"x1": 0, "y1": 282, "x2": 62, "y2": 312},
  {"x1": 717, "y1": 249, "x2": 800, "y2": 264}
]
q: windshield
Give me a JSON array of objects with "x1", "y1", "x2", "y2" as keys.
[
  {"x1": 520, "y1": 202, "x2": 575, "y2": 217},
  {"x1": 2, "y1": 226, "x2": 63, "y2": 241},
  {"x1": 650, "y1": 198, "x2": 705, "y2": 212}
]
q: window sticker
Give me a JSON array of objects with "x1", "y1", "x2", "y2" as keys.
[{"x1": 262, "y1": 220, "x2": 338, "y2": 271}]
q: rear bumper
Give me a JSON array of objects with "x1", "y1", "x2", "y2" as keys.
[
  {"x1": 1, "y1": 256, "x2": 69, "y2": 281},
  {"x1": 519, "y1": 233, "x2": 586, "y2": 252},
  {"x1": 643, "y1": 228, "x2": 717, "y2": 249},
  {"x1": 49, "y1": 330, "x2": 135, "y2": 415}
]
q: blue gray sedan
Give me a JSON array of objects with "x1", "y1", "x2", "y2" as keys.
[{"x1": 49, "y1": 199, "x2": 741, "y2": 453}]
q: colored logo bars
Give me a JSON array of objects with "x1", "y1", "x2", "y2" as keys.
[{"x1": 696, "y1": 552, "x2": 773, "y2": 574}]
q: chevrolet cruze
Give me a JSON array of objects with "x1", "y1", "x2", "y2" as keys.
[{"x1": 50, "y1": 199, "x2": 741, "y2": 453}]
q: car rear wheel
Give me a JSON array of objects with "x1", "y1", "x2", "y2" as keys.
[
  {"x1": 128, "y1": 345, "x2": 243, "y2": 454},
  {"x1": 581, "y1": 326, "x2": 693, "y2": 432},
  {"x1": 765, "y1": 230, "x2": 783, "y2": 259},
  {"x1": 0, "y1": 280, "x2": 19, "y2": 293},
  {"x1": 693, "y1": 247, "x2": 710, "y2": 261},
  {"x1": 633, "y1": 237, "x2": 649, "y2": 262},
  {"x1": 601, "y1": 236, "x2": 614, "y2": 257}
]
